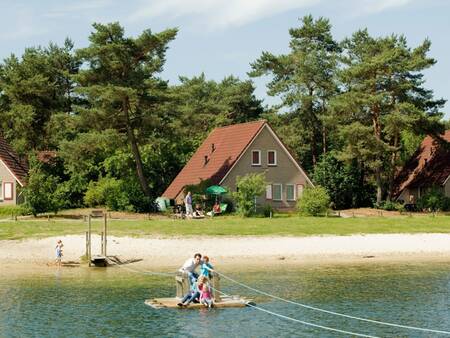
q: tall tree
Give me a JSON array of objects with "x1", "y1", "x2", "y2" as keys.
[
  {"x1": 334, "y1": 30, "x2": 445, "y2": 203},
  {"x1": 249, "y1": 15, "x2": 339, "y2": 167},
  {"x1": 75, "y1": 22, "x2": 177, "y2": 199},
  {"x1": 167, "y1": 73, "x2": 264, "y2": 152},
  {"x1": 0, "y1": 39, "x2": 79, "y2": 154}
]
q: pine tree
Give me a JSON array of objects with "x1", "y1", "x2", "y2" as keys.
[
  {"x1": 75, "y1": 23, "x2": 177, "y2": 199},
  {"x1": 333, "y1": 30, "x2": 445, "y2": 203},
  {"x1": 250, "y1": 15, "x2": 339, "y2": 167}
]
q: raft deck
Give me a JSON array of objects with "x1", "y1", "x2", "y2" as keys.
[{"x1": 145, "y1": 295, "x2": 254, "y2": 309}]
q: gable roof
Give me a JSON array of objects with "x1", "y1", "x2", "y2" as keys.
[
  {"x1": 0, "y1": 135, "x2": 28, "y2": 186},
  {"x1": 393, "y1": 130, "x2": 450, "y2": 197},
  {"x1": 163, "y1": 120, "x2": 266, "y2": 199}
]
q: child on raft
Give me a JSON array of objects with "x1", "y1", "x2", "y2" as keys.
[
  {"x1": 200, "y1": 256, "x2": 214, "y2": 279},
  {"x1": 178, "y1": 276, "x2": 202, "y2": 307},
  {"x1": 199, "y1": 277, "x2": 214, "y2": 308}
]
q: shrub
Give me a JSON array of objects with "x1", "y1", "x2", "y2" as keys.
[
  {"x1": 297, "y1": 186, "x2": 330, "y2": 216},
  {"x1": 417, "y1": 187, "x2": 450, "y2": 212},
  {"x1": 84, "y1": 177, "x2": 133, "y2": 211},
  {"x1": 376, "y1": 200, "x2": 405, "y2": 212},
  {"x1": 0, "y1": 205, "x2": 27, "y2": 218},
  {"x1": 261, "y1": 204, "x2": 274, "y2": 218},
  {"x1": 23, "y1": 166, "x2": 62, "y2": 216},
  {"x1": 233, "y1": 173, "x2": 266, "y2": 217}
]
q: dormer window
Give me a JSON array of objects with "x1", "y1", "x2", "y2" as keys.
[
  {"x1": 251, "y1": 150, "x2": 261, "y2": 166},
  {"x1": 267, "y1": 150, "x2": 277, "y2": 166}
]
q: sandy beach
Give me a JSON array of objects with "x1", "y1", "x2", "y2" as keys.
[{"x1": 1, "y1": 234, "x2": 449, "y2": 269}]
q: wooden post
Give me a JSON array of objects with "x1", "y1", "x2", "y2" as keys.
[
  {"x1": 176, "y1": 273, "x2": 184, "y2": 298},
  {"x1": 88, "y1": 215, "x2": 92, "y2": 267},
  {"x1": 211, "y1": 272, "x2": 221, "y2": 302},
  {"x1": 103, "y1": 213, "x2": 107, "y2": 257},
  {"x1": 85, "y1": 231, "x2": 89, "y2": 259},
  {"x1": 175, "y1": 272, "x2": 190, "y2": 298},
  {"x1": 100, "y1": 231, "x2": 104, "y2": 257}
]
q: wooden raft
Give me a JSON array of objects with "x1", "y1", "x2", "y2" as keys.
[{"x1": 145, "y1": 272, "x2": 254, "y2": 309}]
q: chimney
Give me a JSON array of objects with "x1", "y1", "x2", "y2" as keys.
[
  {"x1": 204, "y1": 155, "x2": 209, "y2": 165},
  {"x1": 211, "y1": 143, "x2": 215, "y2": 153}
]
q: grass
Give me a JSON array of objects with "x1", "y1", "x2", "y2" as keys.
[{"x1": 0, "y1": 214, "x2": 449, "y2": 240}]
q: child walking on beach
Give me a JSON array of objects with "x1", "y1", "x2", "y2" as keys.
[{"x1": 55, "y1": 240, "x2": 63, "y2": 267}]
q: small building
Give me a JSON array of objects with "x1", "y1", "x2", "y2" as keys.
[
  {"x1": 394, "y1": 130, "x2": 450, "y2": 202},
  {"x1": 162, "y1": 120, "x2": 313, "y2": 210},
  {"x1": 0, "y1": 136, "x2": 28, "y2": 205}
]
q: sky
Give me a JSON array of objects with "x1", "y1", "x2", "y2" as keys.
[{"x1": 0, "y1": 0, "x2": 449, "y2": 118}]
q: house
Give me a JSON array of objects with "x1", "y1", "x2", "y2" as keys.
[
  {"x1": 162, "y1": 120, "x2": 313, "y2": 209},
  {"x1": 393, "y1": 130, "x2": 450, "y2": 202},
  {"x1": 0, "y1": 136, "x2": 28, "y2": 205}
]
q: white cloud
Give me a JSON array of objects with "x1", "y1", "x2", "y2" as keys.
[
  {"x1": 128, "y1": 0, "x2": 415, "y2": 30},
  {"x1": 350, "y1": 0, "x2": 413, "y2": 15},
  {"x1": 44, "y1": 0, "x2": 113, "y2": 19},
  {"x1": 128, "y1": 0, "x2": 320, "y2": 29},
  {"x1": 0, "y1": 4, "x2": 47, "y2": 41}
]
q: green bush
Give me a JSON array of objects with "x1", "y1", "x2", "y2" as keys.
[
  {"x1": 417, "y1": 188, "x2": 450, "y2": 212},
  {"x1": 297, "y1": 186, "x2": 330, "y2": 216},
  {"x1": 84, "y1": 177, "x2": 133, "y2": 211},
  {"x1": 376, "y1": 200, "x2": 405, "y2": 212},
  {"x1": 233, "y1": 173, "x2": 266, "y2": 217},
  {"x1": 23, "y1": 166, "x2": 62, "y2": 216},
  {"x1": 0, "y1": 205, "x2": 27, "y2": 218},
  {"x1": 261, "y1": 204, "x2": 274, "y2": 218}
]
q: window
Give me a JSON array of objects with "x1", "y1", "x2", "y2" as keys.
[
  {"x1": 286, "y1": 184, "x2": 295, "y2": 201},
  {"x1": 267, "y1": 150, "x2": 277, "y2": 166},
  {"x1": 3, "y1": 182, "x2": 13, "y2": 200},
  {"x1": 297, "y1": 184, "x2": 304, "y2": 199},
  {"x1": 251, "y1": 150, "x2": 261, "y2": 166},
  {"x1": 273, "y1": 184, "x2": 282, "y2": 201},
  {"x1": 266, "y1": 185, "x2": 272, "y2": 200}
]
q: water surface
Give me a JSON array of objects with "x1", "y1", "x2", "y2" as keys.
[{"x1": 0, "y1": 262, "x2": 449, "y2": 337}]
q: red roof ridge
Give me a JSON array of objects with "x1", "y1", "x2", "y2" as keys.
[{"x1": 213, "y1": 119, "x2": 267, "y2": 130}]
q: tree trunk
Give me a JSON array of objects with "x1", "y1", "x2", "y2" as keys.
[
  {"x1": 311, "y1": 133, "x2": 317, "y2": 166},
  {"x1": 387, "y1": 132, "x2": 399, "y2": 201},
  {"x1": 372, "y1": 105, "x2": 383, "y2": 204},
  {"x1": 322, "y1": 124, "x2": 327, "y2": 155},
  {"x1": 123, "y1": 99, "x2": 151, "y2": 199}
]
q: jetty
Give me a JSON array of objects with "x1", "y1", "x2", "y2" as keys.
[{"x1": 145, "y1": 272, "x2": 254, "y2": 309}]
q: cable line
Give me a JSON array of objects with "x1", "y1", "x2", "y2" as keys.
[
  {"x1": 215, "y1": 271, "x2": 450, "y2": 336},
  {"x1": 211, "y1": 286, "x2": 379, "y2": 338}
]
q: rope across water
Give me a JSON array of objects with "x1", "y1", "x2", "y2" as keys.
[
  {"x1": 211, "y1": 285, "x2": 380, "y2": 338},
  {"x1": 215, "y1": 270, "x2": 450, "y2": 336},
  {"x1": 108, "y1": 262, "x2": 450, "y2": 336}
]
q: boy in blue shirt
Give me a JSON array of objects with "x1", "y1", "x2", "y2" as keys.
[{"x1": 200, "y1": 256, "x2": 214, "y2": 278}]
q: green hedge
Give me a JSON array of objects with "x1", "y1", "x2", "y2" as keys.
[{"x1": 0, "y1": 205, "x2": 27, "y2": 217}]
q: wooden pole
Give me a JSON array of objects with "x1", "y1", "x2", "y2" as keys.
[
  {"x1": 103, "y1": 213, "x2": 107, "y2": 257},
  {"x1": 212, "y1": 272, "x2": 221, "y2": 302},
  {"x1": 101, "y1": 231, "x2": 104, "y2": 257},
  {"x1": 88, "y1": 215, "x2": 92, "y2": 267},
  {"x1": 85, "y1": 231, "x2": 88, "y2": 259}
]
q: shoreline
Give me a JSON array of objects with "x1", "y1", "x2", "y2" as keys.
[{"x1": 0, "y1": 234, "x2": 449, "y2": 269}]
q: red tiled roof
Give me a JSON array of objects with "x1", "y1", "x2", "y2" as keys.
[
  {"x1": 394, "y1": 130, "x2": 450, "y2": 197},
  {"x1": 162, "y1": 120, "x2": 266, "y2": 199},
  {"x1": 0, "y1": 135, "x2": 28, "y2": 186}
]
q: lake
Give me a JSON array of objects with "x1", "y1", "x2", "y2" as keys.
[{"x1": 0, "y1": 261, "x2": 449, "y2": 337}]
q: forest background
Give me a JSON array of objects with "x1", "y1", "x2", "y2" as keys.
[{"x1": 0, "y1": 16, "x2": 448, "y2": 214}]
